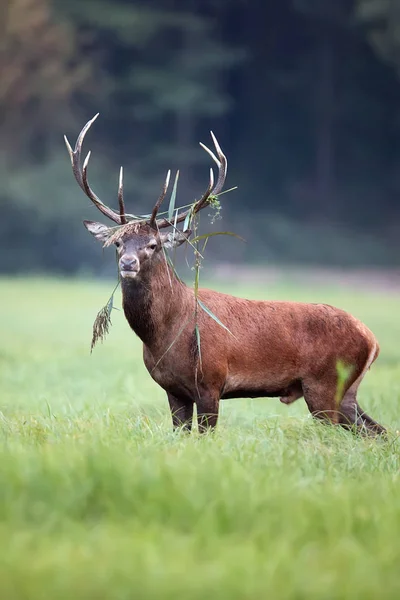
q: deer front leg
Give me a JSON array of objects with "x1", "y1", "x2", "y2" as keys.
[
  {"x1": 167, "y1": 393, "x2": 193, "y2": 432},
  {"x1": 196, "y1": 395, "x2": 220, "y2": 433}
]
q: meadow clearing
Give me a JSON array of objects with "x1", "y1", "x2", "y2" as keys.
[{"x1": 0, "y1": 275, "x2": 399, "y2": 599}]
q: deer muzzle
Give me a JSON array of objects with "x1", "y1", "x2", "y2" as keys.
[{"x1": 119, "y1": 255, "x2": 139, "y2": 278}]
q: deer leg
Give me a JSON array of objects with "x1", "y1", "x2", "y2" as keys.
[
  {"x1": 356, "y1": 403, "x2": 386, "y2": 435},
  {"x1": 337, "y1": 360, "x2": 386, "y2": 435},
  {"x1": 167, "y1": 393, "x2": 193, "y2": 432},
  {"x1": 303, "y1": 370, "x2": 386, "y2": 434},
  {"x1": 338, "y1": 384, "x2": 386, "y2": 436},
  {"x1": 337, "y1": 391, "x2": 359, "y2": 430},
  {"x1": 196, "y1": 395, "x2": 220, "y2": 433},
  {"x1": 338, "y1": 393, "x2": 386, "y2": 436},
  {"x1": 302, "y1": 377, "x2": 340, "y2": 425}
]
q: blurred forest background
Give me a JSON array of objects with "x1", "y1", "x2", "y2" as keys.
[{"x1": 1, "y1": 0, "x2": 400, "y2": 274}]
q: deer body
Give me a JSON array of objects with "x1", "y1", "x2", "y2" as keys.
[
  {"x1": 65, "y1": 115, "x2": 385, "y2": 435},
  {"x1": 120, "y1": 255, "x2": 383, "y2": 433}
]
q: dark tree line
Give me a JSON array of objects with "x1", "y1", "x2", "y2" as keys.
[{"x1": 1, "y1": 0, "x2": 400, "y2": 272}]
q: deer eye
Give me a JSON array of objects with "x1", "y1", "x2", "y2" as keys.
[
  {"x1": 115, "y1": 241, "x2": 122, "y2": 249},
  {"x1": 148, "y1": 242, "x2": 157, "y2": 251}
]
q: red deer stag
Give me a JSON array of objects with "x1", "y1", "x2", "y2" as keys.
[{"x1": 65, "y1": 115, "x2": 385, "y2": 435}]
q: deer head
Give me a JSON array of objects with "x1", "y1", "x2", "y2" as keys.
[{"x1": 64, "y1": 114, "x2": 227, "y2": 280}]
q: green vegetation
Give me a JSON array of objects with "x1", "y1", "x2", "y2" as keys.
[
  {"x1": 3, "y1": 0, "x2": 400, "y2": 271},
  {"x1": 0, "y1": 276, "x2": 399, "y2": 599}
]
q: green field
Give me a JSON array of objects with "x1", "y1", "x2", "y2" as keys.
[{"x1": 0, "y1": 276, "x2": 399, "y2": 599}]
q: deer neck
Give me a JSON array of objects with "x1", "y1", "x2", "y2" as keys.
[{"x1": 121, "y1": 257, "x2": 190, "y2": 347}]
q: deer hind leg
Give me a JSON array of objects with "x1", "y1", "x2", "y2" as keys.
[
  {"x1": 337, "y1": 384, "x2": 361, "y2": 431},
  {"x1": 338, "y1": 380, "x2": 386, "y2": 436},
  {"x1": 338, "y1": 341, "x2": 385, "y2": 436},
  {"x1": 302, "y1": 374, "x2": 341, "y2": 425},
  {"x1": 167, "y1": 393, "x2": 193, "y2": 432},
  {"x1": 355, "y1": 403, "x2": 386, "y2": 435},
  {"x1": 303, "y1": 369, "x2": 374, "y2": 428}
]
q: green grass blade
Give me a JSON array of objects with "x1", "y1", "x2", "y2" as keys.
[
  {"x1": 194, "y1": 266, "x2": 200, "y2": 298},
  {"x1": 171, "y1": 208, "x2": 179, "y2": 267},
  {"x1": 197, "y1": 298, "x2": 235, "y2": 337},
  {"x1": 165, "y1": 252, "x2": 182, "y2": 282},
  {"x1": 168, "y1": 171, "x2": 180, "y2": 222},
  {"x1": 106, "y1": 293, "x2": 114, "y2": 315},
  {"x1": 335, "y1": 360, "x2": 354, "y2": 407},
  {"x1": 183, "y1": 207, "x2": 193, "y2": 232},
  {"x1": 195, "y1": 324, "x2": 202, "y2": 369},
  {"x1": 150, "y1": 314, "x2": 193, "y2": 372},
  {"x1": 214, "y1": 185, "x2": 238, "y2": 197}
]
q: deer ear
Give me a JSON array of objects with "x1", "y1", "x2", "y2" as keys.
[
  {"x1": 160, "y1": 229, "x2": 192, "y2": 249},
  {"x1": 83, "y1": 220, "x2": 110, "y2": 243}
]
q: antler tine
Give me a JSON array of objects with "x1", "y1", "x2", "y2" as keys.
[
  {"x1": 155, "y1": 167, "x2": 215, "y2": 230},
  {"x1": 205, "y1": 131, "x2": 227, "y2": 196},
  {"x1": 64, "y1": 114, "x2": 124, "y2": 225},
  {"x1": 118, "y1": 167, "x2": 127, "y2": 224},
  {"x1": 194, "y1": 167, "x2": 214, "y2": 213},
  {"x1": 155, "y1": 131, "x2": 226, "y2": 230},
  {"x1": 199, "y1": 142, "x2": 220, "y2": 167},
  {"x1": 149, "y1": 170, "x2": 171, "y2": 229}
]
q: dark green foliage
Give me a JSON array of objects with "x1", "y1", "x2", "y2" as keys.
[
  {"x1": 356, "y1": 0, "x2": 400, "y2": 68},
  {"x1": 2, "y1": 0, "x2": 400, "y2": 271}
]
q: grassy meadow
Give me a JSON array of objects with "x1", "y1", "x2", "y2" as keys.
[{"x1": 0, "y1": 275, "x2": 399, "y2": 599}]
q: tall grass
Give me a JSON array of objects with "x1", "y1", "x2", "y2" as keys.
[{"x1": 0, "y1": 276, "x2": 399, "y2": 599}]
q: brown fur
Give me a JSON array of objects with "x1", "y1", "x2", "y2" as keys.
[{"x1": 115, "y1": 246, "x2": 385, "y2": 435}]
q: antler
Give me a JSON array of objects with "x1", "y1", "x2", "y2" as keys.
[
  {"x1": 151, "y1": 131, "x2": 228, "y2": 230},
  {"x1": 65, "y1": 115, "x2": 227, "y2": 231},
  {"x1": 64, "y1": 114, "x2": 127, "y2": 225},
  {"x1": 148, "y1": 170, "x2": 171, "y2": 229}
]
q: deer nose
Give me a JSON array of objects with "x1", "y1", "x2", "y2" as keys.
[{"x1": 120, "y1": 255, "x2": 138, "y2": 271}]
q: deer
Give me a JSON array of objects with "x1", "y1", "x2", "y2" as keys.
[{"x1": 64, "y1": 114, "x2": 386, "y2": 435}]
